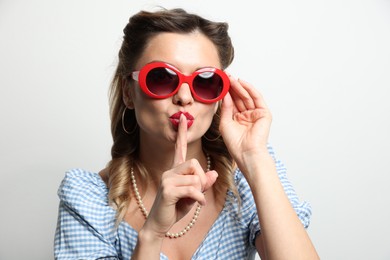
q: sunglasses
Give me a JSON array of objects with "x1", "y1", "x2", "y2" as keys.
[{"x1": 131, "y1": 62, "x2": 230, "y2": 103}]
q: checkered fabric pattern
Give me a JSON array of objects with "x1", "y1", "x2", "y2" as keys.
[{"x1": 54, "y1": 146, "x2": 312, "y2": 259}]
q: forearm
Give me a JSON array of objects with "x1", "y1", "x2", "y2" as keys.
[
  {"x1": 131, "y1": 228, "x2": 164, "y2": 260},
  {"x1": 241, "y1": 150, "x2": 319, "y2": 260}
]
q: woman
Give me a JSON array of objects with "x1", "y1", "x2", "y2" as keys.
[{"x1": 55, "y1": 8, "x2": 319, "y2": 260}]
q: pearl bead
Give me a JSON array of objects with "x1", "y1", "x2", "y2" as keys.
[{"x1": 130, "y1": 155, "x2": 211, "y2": 239}]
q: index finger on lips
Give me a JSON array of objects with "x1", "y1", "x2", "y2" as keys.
[
  {"x1": 173, "y1": 114, "x2": 188, "y2": 167},
  {"x1": 171, "y1": 114, "x2": 212, "y2": 192},
  {"x1": 173, "y1": 159, "x2": 207, "y2": 191}
]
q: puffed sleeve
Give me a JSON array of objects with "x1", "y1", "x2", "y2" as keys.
[
  {"x1": 268, "y1": 145, "x2": 312, "y2": 228},
  {"x1": 54, "y1": 169, "x2": 118, "y2": 260},
  {"x1": 243, "y1": 145, "x2": 312, "y2": 247}
]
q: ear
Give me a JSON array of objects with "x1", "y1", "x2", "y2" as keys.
[{"x1": 122, "y1": 78, "x2": 134, "y2": 109}]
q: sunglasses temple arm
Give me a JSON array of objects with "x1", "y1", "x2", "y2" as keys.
[{"x1": 131, "y1": 71, "x2": 140, "y2": 81}]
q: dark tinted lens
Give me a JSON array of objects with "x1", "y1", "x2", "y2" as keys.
[
  {"x1": 193, "y1": 72, "x2": 223, "y2": 100},
  {"x1": 146, "y1": 67, "x2": 179, "y2": 96}
]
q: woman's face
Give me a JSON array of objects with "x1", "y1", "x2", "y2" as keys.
[{"x1": 126, "y1": 32, "x2": 221, "y2": 146}]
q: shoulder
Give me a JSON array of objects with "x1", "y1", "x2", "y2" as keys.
[
  {"x1": 55, "y1": 169, "x2": 118, "y2": 258},
  {"x1": 57, "y1": 168, "x2": 109, "y2": 207}
]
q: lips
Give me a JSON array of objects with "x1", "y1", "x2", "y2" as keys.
[{"x1": 169, "y1": 111, "x2": 194, "y2": 130}]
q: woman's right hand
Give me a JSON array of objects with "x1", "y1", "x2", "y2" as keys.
[{"x1": 141, "y1": 114, "x2": 218, "y2": 239}]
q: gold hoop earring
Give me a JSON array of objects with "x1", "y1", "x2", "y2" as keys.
[
  {"x1": 122, "y1": 107, "x2": 138, "y2": 134},
  {"x1": 203, "y1": 133, "x2": 221, "y2": 142}
]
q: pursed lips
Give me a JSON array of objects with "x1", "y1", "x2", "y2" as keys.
[{"x1": 169, "y1": 111, "x2": 194, "y2": 130}]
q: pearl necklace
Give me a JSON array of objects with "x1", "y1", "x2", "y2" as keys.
[{"x1": 130, "y1": 155, "x2": 211, "y2": 239}]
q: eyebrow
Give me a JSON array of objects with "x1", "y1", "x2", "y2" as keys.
[{"x1": 145, "y1": 60, "x2": 219, "y2": 72}]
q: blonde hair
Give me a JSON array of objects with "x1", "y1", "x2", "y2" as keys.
[{"x1": 106, "y1": 8, "x2": 237, "y2": 225}]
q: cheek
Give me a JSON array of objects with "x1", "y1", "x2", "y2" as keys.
[
  {"x1": 133, "y1": 101, "x2": 157, "y2": 123},
  {"x1": 200, "y1": 104, "x2": 218, "y2": 129},
  {"x1": 133, "y1": 106, "x2": 161, "y2": 136},
  {"x1": 132, "y1": 98, "x2": 167, "y2": 131}
]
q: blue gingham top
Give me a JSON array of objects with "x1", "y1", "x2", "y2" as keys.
[{"x1": 54, "y1": 147, "x2": 312, "y2": 260}]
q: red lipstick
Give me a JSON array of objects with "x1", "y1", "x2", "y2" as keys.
[{"x1": 169, "y1": 111, "x2": 194, "y2": 130}]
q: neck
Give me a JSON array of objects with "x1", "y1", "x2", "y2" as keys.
[{"x1": 138, "y1": 133, "x2": 207, "y2": 179}]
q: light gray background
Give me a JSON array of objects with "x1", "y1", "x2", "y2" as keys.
[{"x1": 1, "y1": 0, "x2": 389, "y2": 259}]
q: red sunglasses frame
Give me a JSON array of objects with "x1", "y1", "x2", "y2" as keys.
[{"x1": 131, "y1": 62, "x2": 230, "y2": 103}]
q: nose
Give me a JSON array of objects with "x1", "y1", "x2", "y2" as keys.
[{"x1": 172, "y1": 82, "x2": 194, "y2": 106}]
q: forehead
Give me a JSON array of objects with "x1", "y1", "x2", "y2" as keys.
[{"x1": 136, "y1": 32, "x2": 221, "y2": 71}]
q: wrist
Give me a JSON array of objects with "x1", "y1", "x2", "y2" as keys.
[
  {"x1": 243, "y1": 146, "x2": 270, "y2": 160},
  {"x1": 240, "y1": 147, "x2": 272, "y2": 167},
  {"x1": 237, "y1": 149, "x2": 275, "y2": 182},
  {"x1": 133, "y1": 227, "x2": 164, "y2": 259},
  {"x1": 138, "y1": 225, "x2": 165, "y2": 243}
]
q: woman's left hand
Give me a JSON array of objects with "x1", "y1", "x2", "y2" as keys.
[{"x1": 220, "y1": 76, "x2": 272, "y2": 174}]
